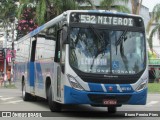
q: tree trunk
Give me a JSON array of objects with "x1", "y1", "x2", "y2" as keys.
[
  {"x1": 136, "y1": 0, "x2": 143, "y2": 14},
  {"x1": 131, "y1": 0, "x2": 142, "y2": 15}
]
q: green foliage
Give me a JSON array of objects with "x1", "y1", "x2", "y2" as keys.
[
  {"x1": 17, "y1": 7, "x2": 38, "y2": 38},
  {"x1": 36, "y1": 0, "x2": 46, "y2": 25},
  {"x1": 17, "y1": 0, "x2": 36, "y2": 19},
  {"x1": 100, "y1": 0, "x2": 130, "y2": 13},
  {"x1": 0, "y1": 0, "x2": 17, "y2": 24},
  {"x1": 147, "y1": 3, "x2": 160, "y2": 50},
  {"x1": 1, "y1": 84, "x2": 17, "y2": 89},
  {"x1": 0, "y1": 0, "x2": 17, "y2": 41},
  {"x1": 148, "y1": 23, "x2": 160, "y2": 50},
  {"x1": 112, "y1": 5, "x2": 130, "y2": 13},
  {"x1": 152, "y1": 3, "x2": 160, "y2": 21},
  {"x1": 14, "y1": 0, "x2": 134, "y2": 39},
  {"x1": 76, "y1": 0, "x2": 96, "y2": 9},
  {"x1": 148, "y1": 51, "x2": 157, "y2": 59},
  {"x1": 17, "y1": 0, "x2": 81, "y2": 26},
  {"x1": 16, "y1": 0, "x2": 131, "y2": 34},
  {"x1": 148, "y1": 83, "x2": 160, "y2": 93}
]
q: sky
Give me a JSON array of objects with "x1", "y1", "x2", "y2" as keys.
[{"x1": 142, "y1": 0, "x2": 160, "y2": 12}]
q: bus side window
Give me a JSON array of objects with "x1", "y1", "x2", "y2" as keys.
[
  {"x1": 30, "y1": 37, "x2": 37, "y2": 62},
  {"x1": 54, "y1": 30, "x2": 61, "y2": 62}
]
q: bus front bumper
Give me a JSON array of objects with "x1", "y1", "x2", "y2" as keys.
[{"x1": 64, "y1": 86, "x2": 147, "y2": 105}]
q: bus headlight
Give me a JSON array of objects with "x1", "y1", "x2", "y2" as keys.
[
  {"x1": 67, "y1": 75, "x2": 84, "y2": 91},
  {"x1": 136, "y1": 79, "x2": 148, "y2": 92}
]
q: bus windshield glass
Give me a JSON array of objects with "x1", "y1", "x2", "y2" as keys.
[{"x1": 69, "y1": 27, "x2": 145, "y2": 75}]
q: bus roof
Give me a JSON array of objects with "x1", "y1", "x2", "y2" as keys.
[{"x1": 66, "y1": 10, "x2": 142, "y2": 18}]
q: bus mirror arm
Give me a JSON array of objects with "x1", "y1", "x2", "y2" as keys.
[
  {"x1": 62, "y1": 29, "x2": 69, "y2": 44},
  {"x1": 61, "y1": 63, "x2": 65, "y2": 74}
]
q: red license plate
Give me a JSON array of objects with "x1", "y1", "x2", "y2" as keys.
[{"x1": 103, "y1": 99, "x2": 117, "y2": 105}]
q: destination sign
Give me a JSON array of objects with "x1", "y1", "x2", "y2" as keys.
[
  {"x1": 70, "y1": 13, "x2": 143, "y2": 27},
  {"x1": 80, "y1": 15, "x2": 133, "y2": 26}
]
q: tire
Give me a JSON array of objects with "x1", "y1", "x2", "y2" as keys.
[
  {"x1": 108, "y1": 106, "x2": 117, "y2": 113},
  {"x1": 22, "y1": 82, "x2": 36, "y2": 101},
  {"x1": 48, "y1": 86, "x2": 62, "y2": 112}
]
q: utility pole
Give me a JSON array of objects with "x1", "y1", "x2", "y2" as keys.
[
  {"x1": 11, "y1": 18, "x2": 15, "y2": 84},
  {"x1": 3, "y1": 30, "x2": 7, "y2": 87}
]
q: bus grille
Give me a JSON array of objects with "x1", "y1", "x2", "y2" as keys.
[{"x1": 81, "y1": 76, "x2": 139, "y2": 84}]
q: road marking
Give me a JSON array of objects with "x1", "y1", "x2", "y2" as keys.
[
  {"x1": 146, "y1": 101, "x2": 159, "y2": 106},
  {"x1": 3, "y1": 100, "x2": 23, "y2": 104},
  {"x1": 0, "y1": 97, "x2": 14, "y2": 101}
]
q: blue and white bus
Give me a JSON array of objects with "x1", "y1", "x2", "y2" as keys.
[{"x1": 14, "y1": 10, "x2": 148, "y2": 113}]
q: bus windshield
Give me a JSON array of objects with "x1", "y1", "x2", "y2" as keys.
[{"x1": 69, "y1": 27, "x2": 145, "y2": 75}]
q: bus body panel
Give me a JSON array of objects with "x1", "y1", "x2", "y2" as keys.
[
  {"x1": 34, "y1": 61, "x2": 46, "y2": 98},
  {"x1": 14, "y1": 63, "x2": 26, "y2": 89},
  {"x1": 33, "y1": 60, "x2": 65, "y2": 102}
]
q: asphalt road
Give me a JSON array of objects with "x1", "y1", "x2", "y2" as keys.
[{"x1": 0, "y1": 88, "x2": 160, "y2": 120}]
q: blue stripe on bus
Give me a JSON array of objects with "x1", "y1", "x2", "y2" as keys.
[
  {"x1": 88, "y1": 83, "x2": 134, "y2": 93},
  {"x1": 29, "y1": 25, "x2": 45, "y2": 37},
  {"x1": 35, "y1": 62, "x2": 44, "y2": 89},
  {"x1": 88, "y1": 83, "x2": 103, "y2": 92},
  {"x1": 104, "y1": 84, "x2": 134, "y2": 93},
  {"x1": 27, "y1": 62, "x2": 35, "y2": 87}
]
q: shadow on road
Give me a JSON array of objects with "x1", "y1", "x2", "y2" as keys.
[
  {"x1": 58, "y1": 111, "x2": 125, "y2": 118},
  {"x1": 20, "y1": 97, "x2": 132, "y2": 118}
]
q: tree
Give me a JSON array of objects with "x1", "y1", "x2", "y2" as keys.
[
  {"x1": 16, "y1": 0, "x2": 80, "y2": 37},
  {"x1": 36, "y1": 0, "x2": 79, "y2": 25},
  {"x1": 146, "y1": 3, "x2": 160, "y2": 50},
  {"x1": 17, "y1": 0, "x2": 97, "y2": 26},
  {"x1": 0, "y1": 0, "x2": 18, "y2": 45},
  {"x1": 0, "y1": 0, "x2": 17, "y2": 30},
  {"x1": 17, "y1": 0, "x2": 79, "y2": 26},
  {"x1": 16, "y1": 0, "x2": 37, "y2": 38},
  {"x1": 99, "y1": 0, "x2": 130, "y2": 13},
  {"x1": 77, "y1": 0, "x2": 96, "y2": 9},
  {"x1": 0, "y1": 0, "x2": 18, "y2": 85},
  {"x1": 131, "y1": 0, "x2": 143, "y2": 14},
  {"x1": 17, "y1": 7, "x2": 38, "y2": 38},
  {"x1": 34, "y1": 0, "x2": 97, "y2": 25}
]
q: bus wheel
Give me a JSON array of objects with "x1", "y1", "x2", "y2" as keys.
[
  {"x1": 22, "y1": 82, "x2": 36, "y2": 101},
  {"x1": 48, "y1": 86, "x2": 62, "y2": 112},
  {"x1": 108, "y1": 106, "x2": 117, "y2": 113}
]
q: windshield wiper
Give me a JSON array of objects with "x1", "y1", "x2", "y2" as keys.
[
  {"x1": 115, "y1": 29, "x2": 128, "y2": 55},
  {"x1": 89, "y1": 25, "x2": 104, "y2": 42},
  {"x1": 115, "y1": 29, "x2": 129, "y2": 71},
  {"x1": 89, "y1": 25, "x2": 107, "y2": 52},
  {"x1": 89, "y1": 25, "x2": 105, "y2": 70},
  {"x1": 115, "y1": 29, "x2": 127, "y2": 46}
]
